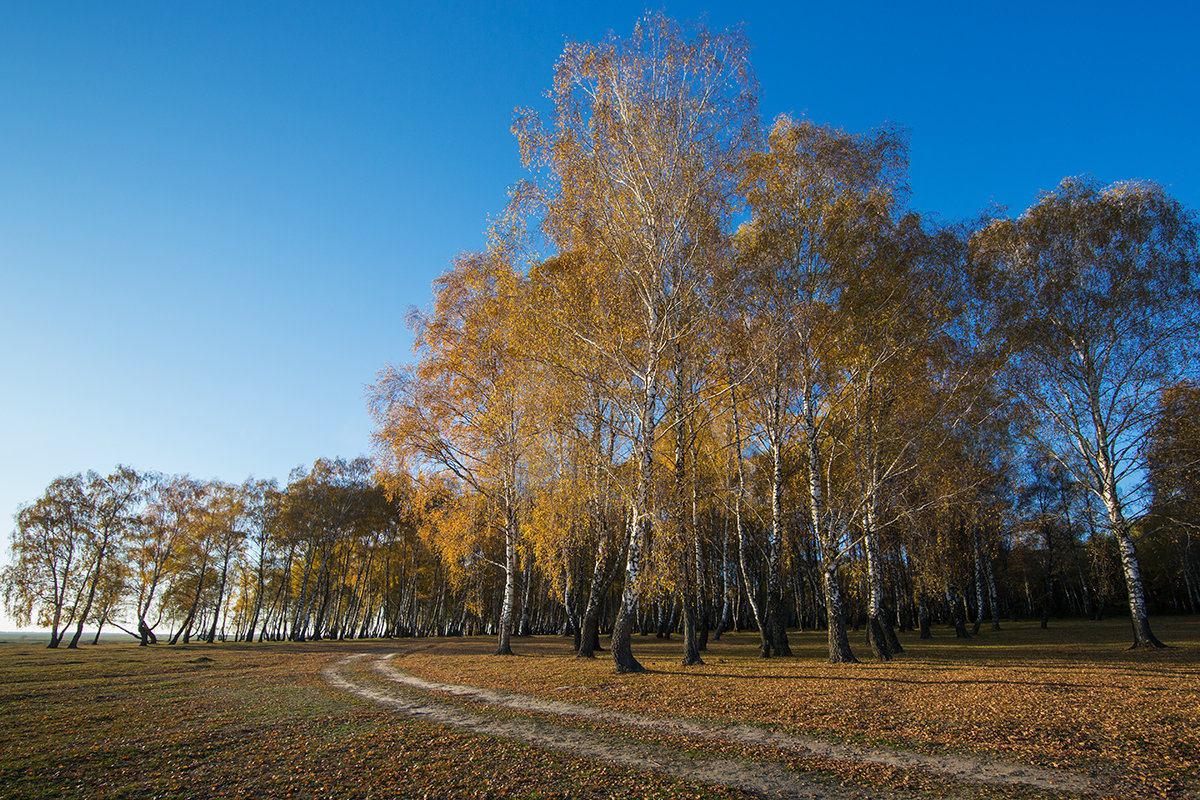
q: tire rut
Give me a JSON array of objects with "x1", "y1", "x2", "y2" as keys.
[
  {"x1": 373, "y1": 653, "x2": 1100, "y2": 794},
  {"x1": 323, "y1": 652, "x2": 1102, "y2": 799}
]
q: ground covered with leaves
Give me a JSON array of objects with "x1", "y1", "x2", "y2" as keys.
[{"x1": 0, "y1": 617, "x2": 1196, "y2": 799}]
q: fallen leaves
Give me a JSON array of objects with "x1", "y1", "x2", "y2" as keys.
[
  {"x1": 1, "y1": 618, "x2": 1197, "y2": 799},
  {"x1": 402, "y1": 618, "x2": 1200, "y2": 799},
  {"x1": 0, "y1": 639, "x2": 753, "y2": 799}
]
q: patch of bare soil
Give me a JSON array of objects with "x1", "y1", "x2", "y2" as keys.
[{"x1": 323, "y1": 651, "x2": 1101, "y2": 799}]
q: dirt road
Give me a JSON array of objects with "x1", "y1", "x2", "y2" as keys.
[{"x1": 323, "y1": 649, "x2": 1103, "y2": 799}]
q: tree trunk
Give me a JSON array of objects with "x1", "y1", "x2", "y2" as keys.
[
  {"x1": 517, "y1": 557, "x2": 533, "y2": 637},
  {"x1": 986, "y1": 546, "x2": 1001, "y2": 630},
  {"x1": 1095, "y1": 412, "x2": 1165, "y2": 647},
  {"x1": 730, "y1": 385, "x2": 770, "y2": 656},
  {"x1": 69, "y1": 543, "x2": 113, "y2": 649},
  {"x1": 1109, "y1": 508, "x2": 1163, "y2": 645},
  {"x1": 804, "y1": 386, "x2": 855, "y2": 664},
  {"x1": 823, "y1": 563, "x2": 858, "y2": 664},
  {"x1": 206, "y1": 548, "x2": 232, "y2": 643},
  {"x1": 611, "y1": 509, "x2": 648, "y2": 673},
  {"x1": 692, "y1": 476, "x2": 709, "y2": 652},
  {"x1": 864, "y1": 529, "x2": 893, "y2": 660},
  {"x1": 972, "y1": 530, "x2": 986, "y2": 636},
  {"x1": 1114, "y1": 519, "x2": 1165, "y2": 648},
  {"x1": 713, "y1": 516, "x2": 733, "y2": 640},
  {"x1": 1040, "y1": 523, "x2": 1054, "y2": 630},
  {"x1": 680, "y1": 588, "x2": 702, "y2": 666},
  {"x1": 674, "y1": 377, "x2": 703, "y2": 667},
  {"x1": 948, "y1": 586, "x2": 971, "y2": 638},
  {"x1": 170, "y1": 558, "x2": 209, "y2": 645},
  {"x1": 577, "y1": 533, "x2": 615, "y2": 658},
  {"x1": 767, "y1": 432, "x2": 791, "y2": 657},
  {"x1": 495, "y1": 498, "x2": 519, "y2": 655},
  {"x1": 610, "y1": 358, "x2": 657, "y2": 674},
  {"x1": 290, "y1": 544, "x2": 316, "y2": 641}
]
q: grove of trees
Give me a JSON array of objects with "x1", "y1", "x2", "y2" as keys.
[
  {"x1": 6, "y1": 17, "x2": 1198, "y2": 667},
  {"x1": 370, "y1": 15, "x2": 1200, "y2": 670}
]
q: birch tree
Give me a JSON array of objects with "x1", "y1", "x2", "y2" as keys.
[
  {"x1": 2, "y1": 476, "x2": 89, "y2": 647},
  {"x1": 973, "y1": 177, "x2": 1199, "y2": 648},
  {"x1": 127, "y1": 475, "x2": 202, "y2": 644},
  {"x1": 832, "y1": 215, "x2": 991, "y2": 658},
  {"x1": 371, "y1": 252, "x2": 540, "y2": 655},
  {"x1": 515, "y1": 14, "x2": 757, "y2": 672},
  {"x1": 65, "y1": 466, "x2": 143, "y2": 648},
  {"x1": 738, "y1": 116, "x2": 907, "y2": 663}
]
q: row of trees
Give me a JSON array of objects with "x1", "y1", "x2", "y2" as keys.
[
  {"x1": 4, "y1": 442, "x2": 1195, "y2": 654},
  {"x1": 370, "y1": 16, "x2": 1199, "y2": 670},
  {"x1": 2, "y1": 459, "x2": 435, "y2": 648}
]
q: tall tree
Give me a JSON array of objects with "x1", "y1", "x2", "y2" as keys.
[
  {"x1": 833, "y1": 215, "x2": 990, "y2": 658},
  {"x1": 165, "y1": 482, "x2": 220, "y2": 645},
  {"x1": 239, "y1": 478, "x2": 281, "y2": 641},
  {"x1": 516, "y1": 14, "x2": 757, "y2": 672},
  {"x1": 128, "y1": 475, "x2": 202, "y2": 645},
  {"x1": 1147, "y1": 381, "x2": 1200, "y2": 529},
  {"x1": 973, "y1": 177, "x2": 1200, "y2": 648},
  {"x1": 737, "y1": 116, "x2": 908, "y2": 663},
  {"x1": 66, "y1": 466, "x2": 143, "y2": 648},
  {"x1": 1145, "y1": 381, "x2": 1200, "y2": 612},
  {"x1": 201, "y1": 481, "x2": 247, "y2": 643}
]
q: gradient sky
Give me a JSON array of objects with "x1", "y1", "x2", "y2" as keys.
[{"x1": 2, "y1": 1, "x2": 1197, "y2": 629}]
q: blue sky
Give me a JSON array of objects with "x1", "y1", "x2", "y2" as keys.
[{"x1": 2, "y1": 1, "x2": 1197, "y2": 629}]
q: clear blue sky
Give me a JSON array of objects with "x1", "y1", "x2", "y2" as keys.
[{"x1": 2, "y1": 1, "x2": 1197, "y2": 629}]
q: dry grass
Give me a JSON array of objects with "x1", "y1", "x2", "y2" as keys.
[
  {"x1": 406, "y1": 617, "x2": 1200, "y2": 799},
  {"x1": 0, "y1": 638, "x2": 749, "y2": 800},
  {"x1": 0, "y1": 616, "x2": 1196, "y2": 799}
]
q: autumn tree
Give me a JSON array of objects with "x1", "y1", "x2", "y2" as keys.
[
  {"x1": 737, "y1": 116, "x2": 910, "y2": 663},
  {"x1": 3, "y1": 475, "x2": 90, "y2": 647},
  {"x1": 1147, "y1": 381, "x2": 1200, "y2": 530},
  {"x1": 238, "y1": 478, "x2": 281, "y2": 641},
  {"x1": 973, "y1": 177, "x2": 1200, "y2": 648},
  {"x1": 277, "y1": 458, "x2": 378, "y2": 641},
  {"x1": 372, "y1": 252, "x2": 541, "y2": 655},
  {"x1": 120, "y1": 475, "x2": 202, "y2": 644},
  {"x1": 515, "y1": 14, "x2": 757, "y2": 672},
  {"x1": 165, "y1": 481, "x2": 221, "y2": 644},
  {"x1": 64, "y1": 467, "x2": 143, "y2": 648},
  {"x1": 523, "y1": 251, "x2": 628, "y2": 657},
  {"x1": 1017, "y1": 455, "x2": 1080, "y2": 628},
  {"x1": 833, "y1": 213, "x2": 1000, "y2": 657},
  {"x1": 717, "y1": 254, "x2": 793, "y2": 658},
  {"x1": 199, "y1": 481, "x2": 247, "y2": 642},
  {"x1": 1145, "y1": 381, "x2": 1200, "y2": 611}
]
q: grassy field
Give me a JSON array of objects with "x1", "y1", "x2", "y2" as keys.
[{"x1": 1, "y1": 617, "x2": 1197, "y2": 799}]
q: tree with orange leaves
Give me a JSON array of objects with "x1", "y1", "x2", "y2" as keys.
[
  {"x1": 371, "y1": 251, "x2": 541, "y2": 655},
  {"x1": 515, "y1": 14, "x2": 757, "y2": 673}
]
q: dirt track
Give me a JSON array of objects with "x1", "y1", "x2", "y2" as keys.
[{"x1": 322, "y1": 648, "x2": 1103, "y2": 799}]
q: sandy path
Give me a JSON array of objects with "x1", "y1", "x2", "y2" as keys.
[{"x1": 324, "y1": 651, "x2": 1102, "y2": 798}]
